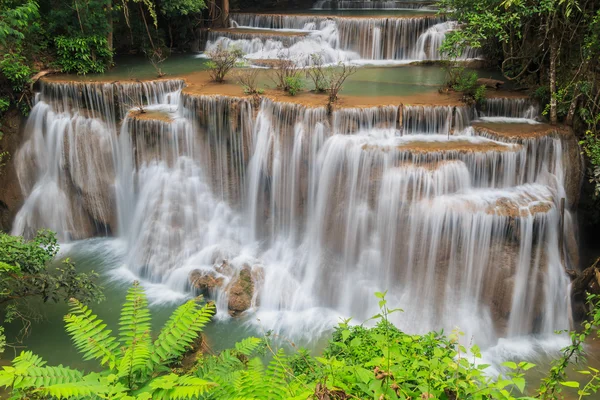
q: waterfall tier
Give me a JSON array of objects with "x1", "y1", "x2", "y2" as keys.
[
  {"x1": 312, "y1": 0, "x2": 438, "y2": 9},
  {"x1": 12, "y1": 79, "x2": 579, "y2": 348},
  {"x1": 206, "y1": 13, "x2": 479, "y2": 64}
]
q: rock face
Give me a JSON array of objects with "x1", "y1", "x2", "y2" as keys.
[
  {"x1": 0, "y1": 109, "x2": 24, "y2": 233},
  {"x1": 190, "y1": 262, "x2": 262, "y2": 316}
]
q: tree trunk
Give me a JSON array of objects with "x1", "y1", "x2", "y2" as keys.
[
  {"x1": 139, "y1": 2, "x2": 156, "y2": 51},
  {"x1": 107, "y1": 0, "x2": 113, "y2": 53},
  {"x1": 222, "y1": 0, "x2": 230, "y2": 28},
  {"x1": 549, "y1": 20, "x2": 559, "y2": 125},
  {"x1": 565, "y1": 85, "x2": 580, "y2": 126}
]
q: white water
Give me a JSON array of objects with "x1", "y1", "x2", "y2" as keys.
[{"x1": 204, "y1": 14, "x2": 480, "y2": 65}]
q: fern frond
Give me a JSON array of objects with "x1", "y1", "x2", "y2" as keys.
[
  {"x1": 37, "y1": 378, "x2": 109, "y2": 399},
  {"x1": 234, "y1": 358, "x2": 265, "y2": 399},
  {"x1": 12, "y1": 350, "x2": 46, "y2": 369},
  {"x1": 0, "y1": 354, "x2": 86, "y2": 395},
  {"x1": 234, "y1": 337, "x2": 262, "y2": 356},
  {"x1": 265, "y1": 348, "x2": 290, "y2": 398},
  {"x1": 148, "y1": 373, "x2": 215, "y2": 400},
  {"x1": 196, "y1": 351, "x2": 245, "y2": 399},
  {"x1": 152, "y1": 301, "x2": 215, "y2": 366},
  {"x1": 64, "y1": 298, "x2": 119, "y2": 369},
  {"x1": 117, "y1": 282, "x2": 153, "y2": 383}
]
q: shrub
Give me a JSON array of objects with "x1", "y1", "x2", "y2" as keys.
[
  {"x1": 326, "y1": 62, "x2": 357, "y2": 106},
  {"x1": 284, "y1": 75, "x2": 304, "y2": 96},
  {"x1": 54, "y1": 35, "x2": 112, "y2": 75},
  {"x1": 0, "y1": 53, "x2": 32, "y2": 92},
  {"x1": 271, "y1": 51, "x2": 303, "y2": 94},
  {"x1": 206, "y1": 45, "x2": 243, "y2": 83},
  {"x1": 236, "y1": 68, "x2": 263, "y2": 95},
  {"x1": 0, "y1": 231, "x2": 104, "y2": 339},
  {"x1": 474, "y1": 84, "x2": 487, "y2": 105},
  {"x1": 306, "y1": 53, "x2": 329, "y2": 92}
]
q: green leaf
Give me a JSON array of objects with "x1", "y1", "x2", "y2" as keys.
[{"x1": 559, "y1": 381, "x2": 580, "y2": 388}]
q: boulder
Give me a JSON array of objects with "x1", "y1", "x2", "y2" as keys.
[
  {"x1": 190, "y1": 269, "x2": 225, "y2": 295},
  {"x1": 227, "y1": 266, "x2": 254, "y2": 316}
]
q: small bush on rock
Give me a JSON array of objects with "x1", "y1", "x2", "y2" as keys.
[{"x1": 207, "y1": 45, "x2": 243, "y2": 83}]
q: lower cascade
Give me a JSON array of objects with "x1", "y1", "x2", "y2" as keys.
[{"x1": 13, "y1": 79, "x2": 580, "y2": 353}]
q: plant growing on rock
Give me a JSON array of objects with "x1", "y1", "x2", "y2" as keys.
[
  {"x1": 306, "y1": 54, "x2": 357, "y2": 112},
  {"x1": 306, "y1": 53, "x2": 329, "y2": 92},
  {"x1": 206, "y1": 45, "x2": 244, "y2": 83},
  {"x1": 271, "y1": 51, "x2": 304, "y2": 95},
  {"x1": 236, "y1": 68, "x2": 264, "y2": 101},
  {"x1": 284, "y1": 75, "x2": 304, "y2": 96},
  {"x1": 326, "y1": 62, "x2": 357, "y2": 108}
]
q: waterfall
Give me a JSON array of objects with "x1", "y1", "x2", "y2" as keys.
[
  {"x1": 210, "y1": 13, "x2": 473, "y2": 64},
  {"x1": 312, "y1": 0, "x2": 437, "y2": 9},
  {"x1": 13, "y1": 79, "x2": 575, "y2": 348},
  {"x1": 476, "y1": 97, "x2": 541, "y2": 123}
]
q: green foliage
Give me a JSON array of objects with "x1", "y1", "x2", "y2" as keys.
[
  {"x1": 0, "y1": 231, "x2": 104, "y2": 314},
  {"x1": 0, "y1": 97, "x2": 10, "y2": 113},
  {"x1": 0, "y1": 0, "x2": 40, "y2": 49},
  {"x1": 0, "y1": 53, "x2": 33, "y2": 93},
  {"x1": 160, "y1": 0, "x2": 207, "y2": 16},
  {"x1": 284, "y1": 76, "x2": 304, "y2": 96},
  {"x1": 443, "y1": 64, "x2": 484, "y2": 104},
  {"x1": 580, "y1": 131, "x2": 600, "y2": 196},
  {"x1": 0, "y1": 282, "x2": 217, "y2": 399},
  {"x1": 474, "y1": 85, "x2": 487, "y2": 105},
  {"x1": 2, "y1": 289, "x2": 600, "y2": 399},
  {"x1": 54, "y1": 35, "x2": 112, "y2": 74}
]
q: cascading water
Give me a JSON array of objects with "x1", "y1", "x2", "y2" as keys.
[
  {"x1": 312, "y1": 0, "x2": 437, "y2": 9},
  {"x1": 13, "y1": 79, "x2": 577, "y2": 359},
  {"x1": 205, "y1": 13, "x2": 479, "y2": 65}
]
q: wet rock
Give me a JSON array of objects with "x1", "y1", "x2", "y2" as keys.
[
  {"x1": 190, "y1": 269, "x2": 225, "y2": 295},
  {"x1": 227, "y1": 265, "x2": 254, "y2": 316},
  {"x1": 189, "y1": 262, "x2": 262, "y2": 316}
]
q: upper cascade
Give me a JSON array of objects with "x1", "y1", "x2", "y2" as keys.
[
  {"x1": 312, "y1": 0, "x2": 438, "y2": 9},
  {"x1": 11, "y1": 78, "x2": 580, "y2": 351},
  {"x1": 205, "y1": 13, "x2": 480, "y2": 65}
]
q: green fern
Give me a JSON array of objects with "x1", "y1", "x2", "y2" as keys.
[
  {"x1": 234, "y1": 337, "x2": 262, "y2": 356},
  {"x1": 152, "y1": 299, "x2": 215, "y2": 367},
  {"x1": 117, "y1": 282, "x2": 153, "y2": 386},
  {"x1": 149, "y1": 373, "x2": 216, "y2": 400},
  {"x1": 265, "y1": 348, "x2": 290, "y2": 398},
  {"x1": 64, "y1": 299, "x2": 120, "y2": 369}
]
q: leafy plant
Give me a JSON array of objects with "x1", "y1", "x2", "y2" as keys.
[
  {"x1": 284, "y1": 76, "x2": 304, "y2": 96},
  {"x1": 0, "y1": 54, "x2": 32, "y2": 93},
  {"x1": 0, "y1": 230, "x2": 103, "y2": 307},
  {"x1": 54, "y1": 35, "x2": 113, "y2": 75},
  {"x1": 206, "y1": 45, "x2": 244, "y2": 83},
  {"x1": 271, "y1": 51, "x2": 303, "y2": 94},
  {"x1": 0, "y1": 282, "x2": 216, "y2": 399}
]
